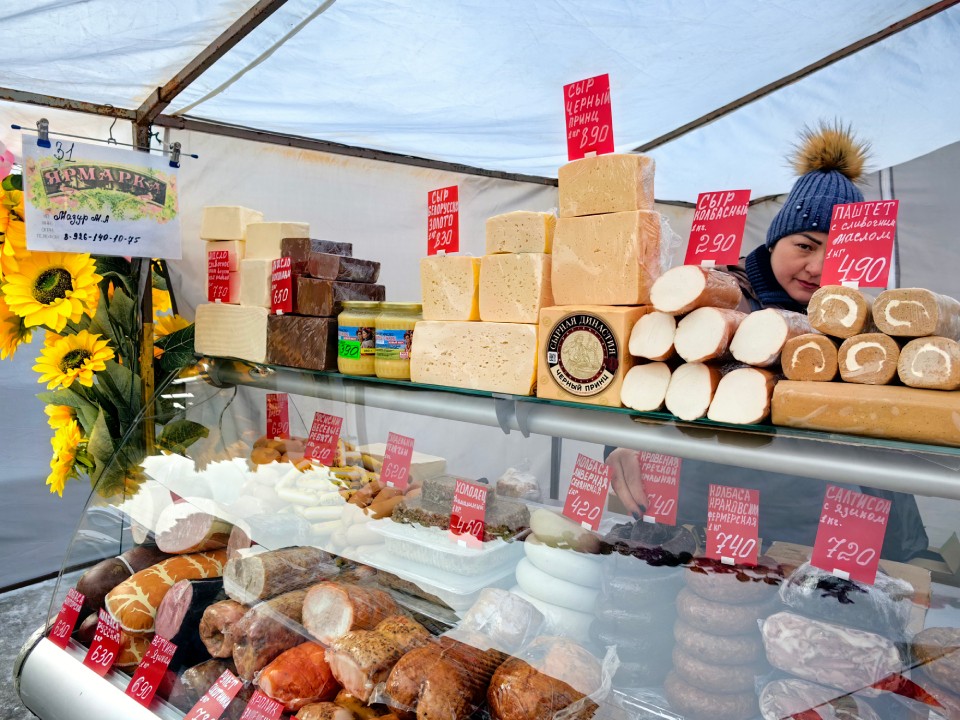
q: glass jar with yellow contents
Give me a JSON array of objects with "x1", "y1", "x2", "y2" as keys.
[
  {"x1": 337, "y1": 301, "x2": 381, "y2": 375},
  {"x1": 375, "y1": 302, "x2": 422, "y2": 379}
]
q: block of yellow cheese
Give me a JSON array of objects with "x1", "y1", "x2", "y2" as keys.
[
  {"x1": 200, "y1": 206, "x2": 263, "y2": 241},
  {"x1": 195, "y1": 303, "x2": 268, "y2": 363},
  {"x1": 558, "y1": 153, "x2": 655, "y2": 218},
  {"x1": 410, "y1": 321, "x2": 538, "y2": 395},
  {"x1": 419, "y1": 256, "x2": 481, "y2": 321},
  {"x1": 239, "y1": 258, "x2": 273, "y2": 308},
  {"x1": 552, "y1": 210, "x2": 661, "y2": 306},
  {"x1": 479, "y1": 253, "x2": 553, "y2": 324},
  {"x1": 538, "y1": 305, "x2": 652, "y2": 407},
  {"x1": 245, "y1": 222, "x2": 310, "y2": 259},
  {"x1": 485, "y1": 211, "x2": 556, "y2": 254}
]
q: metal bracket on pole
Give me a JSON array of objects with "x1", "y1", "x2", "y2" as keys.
[
  {"x1": 492, "y1": 394, "x2": 514, "y2": 436},
  {"x1": 36, "y1": 118, "x2": 50, "y2": 147}
]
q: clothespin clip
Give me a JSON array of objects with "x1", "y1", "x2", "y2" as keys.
[
  {"x1": 36, "y1": 118, "x2": 51, "y2": 148},
  {"x1": 169, "y1": 142, "x2": 182, "y2": 168}
]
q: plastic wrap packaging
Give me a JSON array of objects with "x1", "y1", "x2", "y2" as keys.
[
  {"x1": 685, "y1": 557, "x2": 783, "y2": 605},
  {"x1": 485, "y1": 210, "x2": 556, "y2": 254},
  {"x1": 516, "y1": 557, "x2": 599, "y2": 613},
  {"x1": 771, "y1": 380, "x2": 960, "y2": 448},
  {"x1": 602, "y1": 520, "x2": 698, "y2": 568},
  {"x1": 664, "y1": 671, "x2": 757, "y2": 720},
  {"x1": 707, "y1": 366, "x2": 777, "y2": 424},
  {"x1": 509, "y1": 586, "x2": 594, "y2": 642},
  {"x1": 781, "y1": 333, "x2": 840, "y2": 382},
  {"x1": 495, "y1": 466, "x2": 542, "y2": 502},
  {"x1": 730, "y1": 308, "x2": 814, "y2": 367},
  {"x1": 912, "y1": 627, "x2": 960, "y2": 694},
  {"x1": 759, "y1": 678, "x2": 882, "y2": 720},
  {"x1": 479, "y1": 253, "x2": 553, "y2": 324},
  {"x1": 913, "y1": 668, "x2": 960, "y2": 719},
  {"x1": 898, "y1": 336, "x2": 960, "y2": 390},
  {"x1": 169, "y1": 658, "x2": 255, "y2": 719},
  {"x1": 558, "y1": 153, "x2": 655, "y2": 218},
  {"x1": 154, "y1": 501, "x2": 233, "y2": 554},
  {"x1": 200, "y1": 599, "x2": 247, "y2": 658},
  {"x1": 256, "y1": 642, "x2": 340, "y2": 712},
  {"x1": 673, "y1": 619, "x2": 764, "y2": 666},
  {"x1": 296, "y1": 702, "x2": 356, "y2": 720},
  {"x1": 458, "y1": 588, "x2": 544, "y2": 653},
  {"x1": 155, "y1": 577, "x2": 225, "y2": 671},
  {"x1": 677, "y1": 586, "x2": 774, "y2": 636},
  {"x1": 808, "y1": 285, "x2": 875, "y2": 339},
  {"x1": 524, "y1": 535, "x2": 602, "y2": 587},
  {"x1": 650, "y1": 265, "x2": 743, "y2": 315},
  {"x1": 232, "y1": 588, "x2": 310, "y2": 681},
  {"x1": 874, "y1": 288, "x2": 960, "y2": 340},
  {"x1": 223, "y1": 546, "x2": 337, "y2": 604},
  {"x1": 658, "y1": 215, "x2": 684, "y2": 280},
  {"x1": 302, "y1": 582, "x2": 399, "y2": 645},
  {"x1": 419, "y1": 256, "x2": 481, "y2": 321},
  {"x1": 838, "y1": 333, "x2": 901, "y2": 385},
  {"x1": 778, "y1": 562, "x2": 913, "y2": 638}
]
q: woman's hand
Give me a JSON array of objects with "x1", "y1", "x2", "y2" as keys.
[{"x1": 606, "y1": 448, "x2": 647, "y2": 519}]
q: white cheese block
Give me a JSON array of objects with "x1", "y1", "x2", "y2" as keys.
[
  {"x1": 552, "y1": 210, "x2": 661, "y2": 305},
  {"x1": 410, "y1": 320, "x2": 538, "y2": 395},
  {"x1": 419, "y1": 256, "x2": 481, "y2": 321},
  {"x1": 485, "y1": 211, "x2": 556, "y2": 254},
  {"x1": 200, "y1": 206, "x2": 263, "y2": 241},
  {"x1": 628, "y1": 310, "x2": 676, "y2": 361},
  {"x1": 479, "y1": 253, "x2": 553, "y2": 324},
  {"x1": 195, "y1": 303, "x2": 268, "y2": 363},
  {"x1": 239, "y1": 258, "x2": 273, "y2": 308},
  {"x1": 558, "y1": 153, "x2": 655, "y2": 218},
  {"x1": 515, "y1": 557, "x2": 599, "y2": 613},
  {"x1": 523, "y1": 535, "x2": 602, "y2": 588},
  {"x1": 620, "y1": 362, "x2": 671, "y2": 412},
  {"x1": 245, "y1": 222, "x2": 310, "y2": 259},
  {"x1": 355, "y1": 443, "x2": 447, "y2": 482},
  {"x1": 205, "y1": 240, "x2": 244, "y2": 271},
  {"x1": 509, "y1": 586, "x2": 593, "y2": 642}
]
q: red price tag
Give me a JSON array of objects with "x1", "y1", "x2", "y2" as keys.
[
  {"x1": 49, "y1": 588, "x2": 84, "y2": 649},
  {"x1": 821, "y1": 200, "x2": 899, "y2": 288},
  {"x1": 449, "y1": 478, "x2": 488, "y2": 546},
  {"x1": 125, "y1": 635, "x2": 176, "y2": 706},
  {"x1": 564, "y1": 73, "x2": 614, "y2": 161},
  {"x1": 639, "y1": 452, "x2": 681, "y2": 525},
  {"x1": 303, "y1": 412, "x2": 342, "y2": 465},
  {"x1": 380, "y1": 432, "x2": 414, "y2": 490},
  {"x1": 562, "y1": 453, "x2": 611, "y2": 532},
  {"x1": 82, "y1": 609, "x2": 121, "y2": 676},
  {"x1": 240, "y1": 690, "x2": 285, "y2": 720},
  {"x1": 706, "y1": 484, "x2": 760, "y2": 566},
  {"x1": 266, "y1": 393, "x2": 289, "y2": 440},
  {"x1": 684, "y1": 190, "x2": 751, "y2": 266},
  {"x1": 184, "y1": 669, "x2": 244, "y2": 720},
  {"x1": 270, "y1": 256, "x2": 293, "y2": 314},
  {"x1": 427, "y1": 185, "x2": 459, "y2": 255},
  {"x1": 207, "y1": 250, "x2": 231, "y2": 303},
  {"x1": 812, "y1": 485, "x2": 891, "y2": 585}
]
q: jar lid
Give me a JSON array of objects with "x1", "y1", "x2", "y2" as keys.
[
  {"x1": 341, "y1": 301, "x2": 382, "y2": 310},
  {"x1": 379, "y1": 302, "x2": 423, "y2": 312}
]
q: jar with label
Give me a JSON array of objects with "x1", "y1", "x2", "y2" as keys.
[
  {"x1": 338, "y1": 301, "x2": 381, "y2": 375},
  {"x1": 375, "y1": 302, "x2": 422, "y2": 379}
]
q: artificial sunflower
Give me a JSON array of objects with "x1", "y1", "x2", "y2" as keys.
[
  {"x1": 34, "y1": 330, "x2": 114, "y2": 389},
  {"x1": 1, "y1": 250, "x2": 101, "y2": 331},
  {"x1": 45, "y1": 404, "x2": 76, "y2": 430},
  {"x1": 154, "y1": 313, "x2": 190, "y2": 358},
  {"x1": 47, "y1": 419, "x2": 82, "y2": 497},
  {"x1": 153, "y1": 286, "x2": 172, "y2": 316},
  {"x1": 0, "y1": 294, "x2": 31, "y2": 359},
  {"x1": 0, "y1": 218, "x2": 27, "y2": 279}
]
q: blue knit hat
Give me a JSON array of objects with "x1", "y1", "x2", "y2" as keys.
[{"x1": 766, "y1": 123, "x2": 869, "y2": 248}]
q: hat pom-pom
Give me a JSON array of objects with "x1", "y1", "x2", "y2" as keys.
[{"x1": 791, "y1": 121, "x2": 870, "y2": 182}]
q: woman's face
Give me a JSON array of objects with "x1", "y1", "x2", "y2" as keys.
[{"x1": 770, "y1": 231, "x2": 828, "y2": 304}]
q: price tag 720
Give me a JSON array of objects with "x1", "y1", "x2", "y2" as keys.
[
  {"x1": 82, "y1": 609, "x2": 121, "y2": 676},
  {"x1": 811, "y1": 485, "x2": 891, "y2": 584}
]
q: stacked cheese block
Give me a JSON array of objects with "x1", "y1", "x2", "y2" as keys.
[
  {"x1": 201, "y1": 205, "x2": 262, "y2": 303},
  {"x1": 412, "y1": 210, "x2": 555, "y2": 394}
]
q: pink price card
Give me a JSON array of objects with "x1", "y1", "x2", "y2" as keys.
[
  {"x1": 266, "y1": 393, "x2": 289, "y2": 440},
  {"x1": 821, "y1": 200, "x2": 899, "y2": 288},
  {"x1": 270, "y1": 256, "x2": 293, "y2": 314},
  {"x1": 184, "y1": 669, "x2": 244, "y2": 720},
  {"x1": 811, "y1": 484, "x2": 892, "y2": 584},
  {"x1": 239, "y1": 690, "x2": 285, "y2": 720},
  {"x1": 427, "y1": 185, "x2": 459, "y2": 255},
  {"x1": 684, "y1": 190, "x2": 752, "y2": 266},
  {"x1": 706, "y1": 484, "x2": 760, "y2": 566},
  {"x1": 49, "y1": 587, "x2": 84, "y2": 649},
  {"x1": 638, "y1": 451, "x2": 681, "y2": 525},
  {"x1": 449, "y1": 478, "x2": 488, "y2": 546},
  {"x1": 82, "y1": 609, "x2": 121, "y2": 676},
  {"x1": 564, "y1": 73, "x2": 614, "y2": 161},
  {"x1": 381, "y1": 431, "x2": 414, "y2": 490},
  {"x1": 303, "y1": 412, "x2": 343, "y2": 466},
  {"x1": 125, "y1": 635, "x2": 177, "y2": 707},
  {"x1": 562, "y1": 453, "x2": 611, "y2": 532},
  {"x1": 207, "y1": 250, "x2": 231, "y2": 303}
]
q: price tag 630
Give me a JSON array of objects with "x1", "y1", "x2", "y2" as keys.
[
  {"x1": 82, "y1": 609, "x2": 121, "y2": 676},
  {"x1": 450, "y1": 478, "x2": 488, "y2": 547},
  {"x1": 638, "y1": 452, "x2": 681, "y2": 525},
  {"x1": 184, "y1": 670, "x2": 243, "y2": 720},
  {"x1": 270, "y1": 256, "x2": 293, "y2": 314},
  {"x1": 125, "y1": 635, "x2": 176, "y2": 706},
  {"x1": 381, "y1": 432, "x2": 414, "y2": 490},
  {"x1": 811, "y1": 485, "x2": 891, "y2": 584},
  {"x1": 684, "y1": 190, "x2": 751, "y2": 266},
  {"x1": 303, "y1": 412, "x2": 343, "y2": 466},
  {"x1": 821, "y1": 200, "x2": 899, "y2": 288},
  {"x1": 49, "y1": 587, "x2": 84, "y2": 649},
  {"x1": 706, "y1": 484, "x2": 760, "y2": 566},
  {"x1": 562, "y1": 453, "x2": 611, "y2": 532},
  {"x1": 266, "y1": 393, "x2": 289, "y2": 440},
  {"x1": 427, "y1": 185, "x2": 459, "y2": 255}
]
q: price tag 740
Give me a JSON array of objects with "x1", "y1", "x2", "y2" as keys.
[
  {"x1": 706, "y1": 484, "x2": 760, "y2": 566},
  {"x1": 82, "y1": 609, "x2": 121, "y2": 676},
  {"x1": 49, "y1": 588, "x2": 84, "y2": 649}
]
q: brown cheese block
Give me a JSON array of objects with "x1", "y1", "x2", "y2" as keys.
[
  {"x1": 781, "y1": 333, "x2": 839, "y2": 382},
  {"x1": 838, "y1": 333, "x2": 900, "y2": 385},
  {"x1": 305, "y1": 253, "x2": 380, "y2": 283},
  {"x1": 874, "y1": 288, "x2": 960, "y2": 340},
  {"x1": 771, "y1": 380, "x2": 960, "y2": 447},
  {"x1": 674, "y1": 307, "x2": 746, "y2": 363},
  {"x1": 707, "y1": 367, "x2": 777, "y2": 425},
  {"x1": 898, "y1": 336, "x2": 960, "y2": 390},
  {"x1": 650, "y1": 265, "x2": 743, "y2": 316},
  {"x1": 267, "y1": 315, "x2": 337, "y2": 371},
  {"x1": 808, "y1": 285, "x2": 874, "y2": 338},
  {"x1": 628, "y1": 310, "x2": 676, "y2": 361},
  {"x1": 282, "y1": 238, "x2": 353, "y2": 275},
  {"x1": 665, "y1": 362, "x2": 722, "y2": 422},
  {"x1": 295, "y1": 278, "x2": 385, "y2": 317},
  {"x1": 730, "y1": 308, "x2": 814, "y2": 367}
]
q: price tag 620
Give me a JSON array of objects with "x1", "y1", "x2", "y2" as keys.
[
  {"x1": 303, "y1": 412, "x2": 343, "y2": 466},
  {"x1": 266, "y1": 393, "x2": 289, "y2": 440},
  {"x1": 49, "y1": 588, "x2": 85, "y2": 649},
  {"x1": 270, "y1": 256, "x2": 293, "y2": 314},
  {"x1": 684, "y1": 190, "x2": 751, "y2": 266},
  {"x1": 184, "y1": 670, "x2": 243, "y2": 720},
  {"x1": 82, "y1": 609, "x2": 121, "y2": 676},
  {"x1": 811, "y1": 485, "x2": 891, "y2": 585},
  {"x1": 821, "y1": 200, "x2": 899, "y2": 288},
  {"x1": 125, "y1": 635, "x2": 176, "y2": 707},
  {"x1": 380, "y1": 432, "x2": 414, "y2": 490},
  {"x1": 562, "y1": 453, "x2": 611, "y2": 532}
]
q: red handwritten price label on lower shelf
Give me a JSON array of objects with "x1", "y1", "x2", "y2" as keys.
[
  {"x1": 184, "y1": 669, "x2": 244, "y2": 720},
  {"x1": 450, "y1": 478, "x2": 488, "y2": 546},
  {"x1": 821, "y1": 200, "x2": 899, "y2": 288},
  {"x1": 240, "y1": 690, "x2": 285, "y2": 720},
  {"x1": 639, "y1": 451, "x2": 681, "y2": 525},
  {"x1": 706, "y1": 484, "x2": 760, "y2": 566},
  {"x1": 812, "y1": 485, "x2": 892, "y2": 584},
  {"x1": 564, "y1": 73, "x2": 614, "y2": 161},
  {"x1": 125, "y1": 635, "x2": 176, "y2": 706},
  {"x1": 207, "y1": 250, "x2": 231, "y2": 303},
  {"x1": 270, "y1": 256, "x2": 293, "y2": 314},
  {"x1": 684, "y1": 190, "x2": 751, "y2": 266},
  {"x1": 562, "y1": 453, "x2": 611, "y2": 531},
  {"x1": 304, "y1": 412, "x2": 343, "y2": 466},
  {"x1": 266, "y1": 393, "x2": 289, "y2": 440},
  {"x1": 381, "y1": 432, "x2": 414, "y2": 490},
  {"x1": 82, "y1": 609, "x2": 121, "y2": 676},
  {"x1": 427, "y1": 185, "x2": 459, "y2": 255},
  {"x1": 49, "y1": 587, "x2": 84, "y2": 649}
]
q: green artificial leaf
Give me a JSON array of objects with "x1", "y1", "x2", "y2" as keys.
[
  {"x1": 2, "y1": 174, "x2": 22, "y2": 192},
  {"x1": 152, "y1": 268, "x2": 168, "y2": 292},
  {"x1": 95, "y1": 256, "x2": 136, "y2": 299},
  {"x1": 157, "y1": 324, "x2": 196, "y2": 374},
  {"x1": 88, "y1": 289, "x2": 120, "y2": 351},
  {"x1": 107, "y1": 285, "x2": 136, "y2": 338},
  {"x1": 97, "y1": 360, "x2": 142, "y2": 430},
  {"x1": 156, "y1": 419, "x2": 209, "y2": 456},
  {"x1": 36, "y1": 388, "x2": 100, "y2": 435},
  {"x1": 86, "y1": 410, "x2": 115, "y2": 481}
]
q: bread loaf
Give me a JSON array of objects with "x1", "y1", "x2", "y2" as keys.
[
  {"x1": 838, "y1": 333, "x2": 900, "y2": 385},
  {"x1": 731, "y1": 308, "x2": 813, "y2": 367},
  {"x1": 650, "y1": 265, "x2": 743, "y2": 315},
  {"x1": 875, "y1": 288, "x2": 960, "y2": 340},
  {"x1": 782, "y1": 333, "x2": 839, "y2": 382},
  {"x1": 674, "y1": 307, "x2": 746, "y2": 363},
  {"x1": 664, "y1": 362, "x2": 721, "y2": 421},
  {"x1": 707, "y1": 367, "x2": 777, "y2": 424},
  {"x1": 620, "y1": 362, "x2": 671, "y2": 412},
  {"x1": 808, "y1": 285, "x2": 874, "y2": 338},
  {"x1": 628, "y1": 310, "x2": 676, "y2": 361},
  {"x1": 898, "y1": 336, "x2": 960, "y2": 390}
]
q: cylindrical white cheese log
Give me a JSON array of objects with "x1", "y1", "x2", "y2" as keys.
[
  {"x1": 620, "y1": 362, "x2": 672, "y2": 412},
  {"x1": 807, "y1": 285, "x2": 874, "y2": 338},
  {"x1": 730, "y1": 308, "x2": 813, "y2": 367},
  {"x1": 838, "y1": 333, "x2": 900, "y2": 385},
  {"x1": 650, "y1": 265, "x2": 743, "y2": 316},
  {"x1": 781, "y1": 333, "x2": 839, "y2": 382},
  {"x1": 665, "y1": 362, "x2": 722, "y2": 422},
  {"x1": 628, "y1": 311, "x2": 676, "y2": 361},
  {"x1": 674, "y1": 307, "x2": 746, "y2": 363},
  {"x1": 874, "y1": 288, "x2": 960, "y2": 340},
  {"x1": 707, "y1": 367, "x2": 777, "y2": 424},
  {"x1": 897, "y1": 336, "x2": 960, "y2": 390},
  {"x1": 515, "y1": 558, "x2": 599, "y2": 613}
]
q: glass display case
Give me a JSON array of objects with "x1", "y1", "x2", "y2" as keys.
[{"x1": 16, "y1": 355, "x2": 960, "y2": 720}]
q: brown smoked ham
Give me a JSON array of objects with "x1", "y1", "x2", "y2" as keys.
[
  {"x1": 232, "y1": 588, "x2": 309, "y2": 681},
  {"x1": 223, "y1": 546, "x2": 336, "y2": 603},
  {"x1": 620, "y1": 362, "x2": 671, "y2": 412},
  {"x1": 257, "y1": 642, "x2": 340, "y2": 711},
  {"x1": 807, "y1": 285, "x2": 874, "y2": 338},
  {"x1": 628, "y1": 311, "x2": 676, "y2": 361},
  {"x1": 297, "y1": 702, "x2": 355, "y2": 720},
  {"x1": 155, "y1": 501, "x2": 233, "y2": 554},
  {"x1": 650, "y1": 265, "x2": 743, "y2": 315},
  {"x1": 781, "y1": 333, "x2": 839, "y2": 382},
  {"x1": 664, "y1": 363, "x2": 722, "y2": 422},
  {"x1": 674, "y1": 307, "x2": 745, "y2": 363},
  {"x1": 200, "y1": 599, "x2": 247, "y2": 658},
  {"x1": 838, "y1": 333, "x2": 900, "y2": 385},
  {"x1": 874, "y1": 288, "x2": 960, "y2": 340},
  {"x1": 730, "y1": 308, "x2": 813, "y2": 367},
  {"x1": 898, "y1": 336, "x2": 960, "y2": 390},
  {"x1": 707, "y1": 367, "x2": 777, "y2": 424},
  {"x1": 303, "y1": 582, "x2": 399, "y2": 645},
  {"x1": 326, "y1": 630, "x2": 403, "y2": 703},
  {"x1": 374, "y1": 615, "x2": 430, "y2": 654}
]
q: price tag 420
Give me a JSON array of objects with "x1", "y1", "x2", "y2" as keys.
[{"x1": 562, "y1": 454, "x2": 611, "y2": 532}]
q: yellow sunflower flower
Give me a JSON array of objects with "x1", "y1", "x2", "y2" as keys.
[
  {"x1": 153, "y1": 286, "x2": 171, "y2": 316},
  {"x1": 33, "y1": 330, "x2": 114, "y2": 389},
  {"x1": 154, "y1": 314, "x2": 190, "y2": 358},
  {"x1": 47, "y1": 419, "x2": 82, "y2": 497},
  {"x1": 45, "y1": 404, "x2": 76, "y2": 429},
  {"x1": 1, "y1": 250, "x2": 101, "y2": 331},
  {"x1": 0, "y1": 218, "x2": 28, "y2": 280},
  {"x1": 2, "y1": 188, "x2": 24, "y2": 219},
  {"x1": 0, "y1": 294, "x2": 32, "y2": 359}
]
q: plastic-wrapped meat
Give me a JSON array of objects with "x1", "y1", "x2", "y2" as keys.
[
  {"x1": 255, "y1": 642, "x2": 340, "y2": 711},
  {"x1": 374, "y1": 615, "x2": 431, "y2": 654},
  {"x1": 326, "y1": 630, "x2": 403, "y2": 703},
  {"x1": 602, "y1": 521, "x2": 698, "y2": 567},
  {"x1": 911, "y1": 627, "x2": 960, "y2": 694},
  {"x1": 760, "y1": 678, "x2": 882, "y2": 720},
  {"x1": 200, "y1": 599, "x2": 247, "y2": 658},
  {"x1": 761, "y1": 611, "x2": 904, "y2": 696},
  {"x1": 458, "y1": 588, "x2": 544, "y2": 653},
  {"x1": 168, "y1": 659, "x2": 254, "y2": 720},
  {"x1": 296, "y1": 702, "x2": 356, "y2": 720},
  {"x1": 778, "y1": 562, "x2": 913, "y2": 638},
  {"x1": 303, "y1": 582, "x2": 399, "y2": 645},
  {"x1": 232, "y1": 588, "x2": 309, "y2": 681}
]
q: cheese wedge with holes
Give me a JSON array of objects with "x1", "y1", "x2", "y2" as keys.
[
  {"x1": 486, "y1": 211, "x2": 556, "y2": 254},
  {"x1": 239, "y1": 258, "x2": 272, "y2": 308},
  {"x1": 558, "y1": 153, "x2": 655, "y2": 218},
  {"x1": 245, "y1": 222, "x2": 310, "y2": 259},
  {"x1": 195, "y1": 303, "x2": 268, "y2": 363},
  {"x1": 200, "y1": 206, "x2": 263, "y2": 241},
  {"x1": 420, "y1": 256, "x2": 481, "y2": 321},
  {"x1": 479, "y1": 253, "x2": 553, "y2": 323}
]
